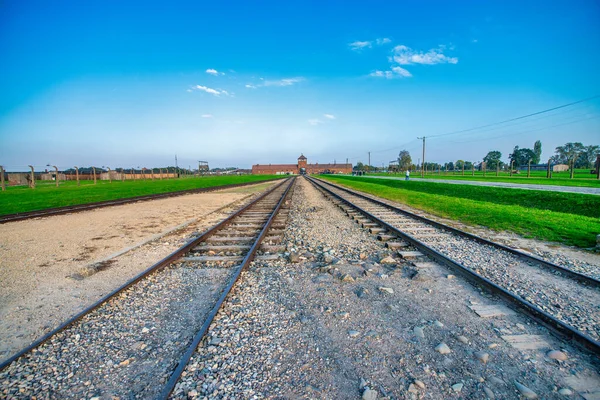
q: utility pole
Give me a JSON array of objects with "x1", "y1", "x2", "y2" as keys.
[
  {"x1": 175, "y1": 155, "x2": 178, "y2": 178},
  {"x1": 417, "y1": 136, "x2": 426, "y2": 177},
  {"x1": 92, "y1": 166, "x2": 97, "y2": 184}
]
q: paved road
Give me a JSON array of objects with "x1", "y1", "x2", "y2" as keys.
[{"x1": 348, "y1": 175, "x2": 600, "y2": 195}]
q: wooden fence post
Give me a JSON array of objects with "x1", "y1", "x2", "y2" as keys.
[
  {"x1": 160, "y1": 168, "x2": 163, "y2": 180},
  {"x1": 596, "y1": 155, "x2": 600, "y2": 180},
  {"x1": 92, "y1": 167, "x2": 97, "y2": 184},
  {"x1": 510, "y1": 161, "x2": 513, "y2": 177},
  {"x1": 547, "y1": 160, "x2": 551, "y2": 179},
  {"x1": 0, "y1": 165, "x2": 5, "y2": 191},
  {"x1": 570, "y1": 156, "x2": 577, "y2": 179},
  {"x1": 108, "y1": 167, "x2": 112, "y2": 183},
  {"x1": 472, "y1": 164, "x2": 475, "y2": 176}
]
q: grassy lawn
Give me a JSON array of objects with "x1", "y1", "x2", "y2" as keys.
[
  {"x1": 367, "y1": 169, "x2": 600, "y2": 187},
  {"x1": 0, "y1": 175, "x2": 284, "y2": 216},
  {"x1": 319, "y1": 175, "x2": 600, "y2": 248}
]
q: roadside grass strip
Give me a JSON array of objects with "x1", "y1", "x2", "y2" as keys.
[
  {"x1": 0, "y1": 175, "x2": 283, "y2": 216},
  {"x1": 321, "y1": 175, "x2": 600, "y2": 248}
]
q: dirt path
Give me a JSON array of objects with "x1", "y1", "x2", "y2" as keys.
[{"x1": 0, "y1": 182, "x2": 274, "y2": 359}]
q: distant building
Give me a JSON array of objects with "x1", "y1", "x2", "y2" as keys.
[
  {"x1": 252, "y1": 154, "x2": 352, "y2": 175},
  {"x1": 517, "y1": 163, "x2": 569, "y2": 172}
]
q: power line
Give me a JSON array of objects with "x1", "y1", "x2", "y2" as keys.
[{"x1": 428, "y1": 94, "x2": 600, "y2": 139}]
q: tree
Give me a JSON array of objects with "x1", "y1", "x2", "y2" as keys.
[
  {"x1": 455, "y1": 160, "x2": 465, "y2": 170},
  {"x1": 483, "y1": 151, "x2": 502, "y2": 170},
  {"x1": 554, "y1": 142, "x2": 585, "y2": 166},
  {"x1": 533, "y1": 140, "x2": 542, "y2": 164},
  {"x1": 398, "y1": 150, "x2": 412, "y2": 170},
  {"x1": 509, "y1": 146, "x2": 536, "y2": 167},
  {"x1": 464, "y1": 161, "x2": 474, "y2": 170},
  {"x1": 581, "y1": 145, "x2": 600, "y2": 168}
]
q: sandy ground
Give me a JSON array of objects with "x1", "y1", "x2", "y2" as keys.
[{"x1": 0, "y1": 182, "x2": 275, "y2": 360}]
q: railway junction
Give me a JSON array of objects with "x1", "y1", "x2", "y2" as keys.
[{"x1": 1, "y1": 177, "x2": 599, "y2": 399}]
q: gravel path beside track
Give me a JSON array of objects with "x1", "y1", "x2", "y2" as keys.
[
  {"x1": 171, "y1": 177, "x2": 600, "y2": 399},
  {"x1": 315, "y1": 179, "x2": 600, "y2": 342}
]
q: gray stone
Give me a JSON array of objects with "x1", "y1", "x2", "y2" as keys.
[
  {"x1": 558, "y1": 388, "x2": 573, "y2": 396},
  {"x1": 378, "y1": 287, "x2": 394, "y2": 294},
  {"x1": 474, "y1": 351, "x2": 490, "y2": 364},
  {"x1": 456, "y1": 335, "x2": 469, "y2": 344},
  {"x1": 380, "y1": 256, "x2": 397, "y2": 265},
  {"x1": 483, "y1": 386, "x2": 495, "y2": 399},
  {"x1": 414, "y1": 326, "x2": 425, "y2": 339},
  {"x1": 435, "y1": 343, "x2": 451, "y2": 354},
  {"x1": 514, "y1": 381, "x2": 538, "y2": 399},
  {"x1": 433, "y1": 320, "x2": 444, "y2": 328},
  {"x1": 451, "y1": 383, "x2": 463, "y2": 392},
  {"x1": 547, "y1": 350, "x2": 568, "y2": 361},
  {"x1": 362, "y1": 387, "x2": 378, "y2": 400}
]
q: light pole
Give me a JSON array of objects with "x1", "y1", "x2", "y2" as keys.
[
  {"x1": 47, "y1": 164, "x2": 59, "y2": 187},
  {"x1": 103, "y1": 166, "x2": 112, "y2": 183},
  {"x1": 92, "y1": 166, "x2": 97, "y2": 184}
]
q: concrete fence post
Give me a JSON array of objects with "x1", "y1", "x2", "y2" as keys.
[
  {"x1": 92, "y1": 167, "x2": 97, "y2": 184},
  {"x1": 28, "y1": 165, "x2": 35, "y2": 188},
  {"x1": 53, "y1": 165, "x2": 59, "y2": 187},
  {"x1": 75, "y1": 166, "x2": 80, "y2": 186}
]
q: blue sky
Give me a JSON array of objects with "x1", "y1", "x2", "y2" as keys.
[{"x1": 1, "y1": 0, "x2": 599, "y2": 171}]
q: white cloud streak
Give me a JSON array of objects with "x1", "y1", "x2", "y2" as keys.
[
  {"x1": 376, "y1": 37, "x2": 391, "y2": 45},
  {"x1": 191, "y1": 85, "x2": 229, "y2": 96},
  {"x1": 349, "y1": 41, "x2": 372, "y2": 51},
  {"x1": 392, "y1": 45, "x2": 458, "y2": 65},
  {"x1": 262, "y1": 77, "x2": 305, "y2": 87},
  {"x1": 206, "y1": 68, "x2": 224, "y2": 76},
  {"x1": 201, "y1": 114, "x2": 213, "y2": 118},
  {"x1": 323, "y1": 114, "x2": 336, "y2": 119}
]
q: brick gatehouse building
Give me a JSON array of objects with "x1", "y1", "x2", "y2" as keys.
[{"x1": 252, "y1": 154, "x2": 352, "y2": 175}]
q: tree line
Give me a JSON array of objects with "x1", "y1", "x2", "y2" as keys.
[{"x1": 385, "y1": 140, "x2": 599, "y2": 172}]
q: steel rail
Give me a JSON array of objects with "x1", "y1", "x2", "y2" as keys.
[
  {"x1": 307, "y1": 176, "x2": 600, "y2": 355},
  {"x1": 158, "y1": 177, "x2": 296, "y2": 399},
  {"x1": 0, "y1": 177, "x2": 292, "y2": 371},
  {"x1": 312, "y1": 177, "x2": 600, "y2": 288},
  {"x1": 0, "y1": 177, "x2": 286, "y2": 224}
]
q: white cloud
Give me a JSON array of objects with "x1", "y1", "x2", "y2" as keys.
[
  {"x1": 206, "y1": 68, "x2": 224, "y2": 76},
  {"x1": 349, "y1": 41, "x2": 372, "y2": 51},
  {"x1": 369, "y1": 66, "x2": 412, "y2": 79},
  {"x1": 392, "y1": 45, "x2": 458, "y2": 65},
  {"x1": 376, "y1": 37, "x2": 392, "y2": 45},
  {"x1": 201, "y1": 114, "x2": 213, "y2": 118},
  {"x1": 308, "y1": 119, "x2": 323, "y2": 125},
  {"x1": 262, "y1": 77, "x2": 305, "y2": 87},
  {"x1": 323, "y1": 114, "x2": 336, "y2": 119},
  {"x1": 192, "y1": 85, "x2": 229, "y2": 96},
  {"x1": 245, "y1": 84, "x2": 257, "y2": 89}
]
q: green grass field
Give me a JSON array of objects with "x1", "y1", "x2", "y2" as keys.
[
  {"x1": 0, "y1": 175, "x2": 284, "y2": 216},
  {"x1": 368, "y1": 169, "x2": 600, "y2": 187},
  {"x1": 319, "y1": 175, "x2": 600, "y2": 248}
]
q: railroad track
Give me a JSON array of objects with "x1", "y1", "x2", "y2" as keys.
[
  {"x1": 307, "y1": 176, "x2": 600, "y2": 355},
  {"x1": 0, "y1": 177, "x2": 295, "y2": 399},
  {"x1": 0, "y1": 177, "x2": 285, "y2": 224}
]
